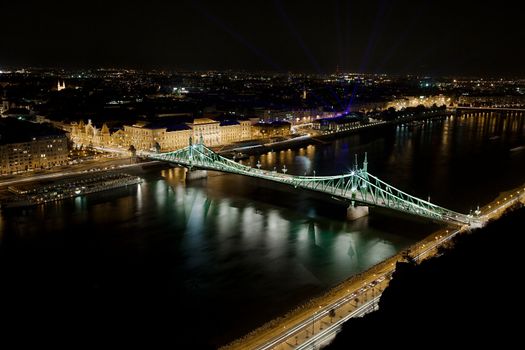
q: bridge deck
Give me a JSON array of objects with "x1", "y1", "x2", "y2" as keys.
[{"x1": 150, "y1": 141, "x2": 473, "y2": 226}]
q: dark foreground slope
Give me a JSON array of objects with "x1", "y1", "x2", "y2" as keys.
[{"x1": 327, "y1": 205, "x2": 525, "y2": 348}]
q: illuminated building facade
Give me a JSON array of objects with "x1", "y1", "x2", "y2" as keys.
[
  {"x1": 67, "y1": 117, "x2": 264, "y2": 152},
  {"x1": 69, "y1": 120, "x2": 111, "y2": 147},
  {"x1": 219, "y1": 120, "x2": 252, "y2": 144},
  {"x1": 457, "y1": 95, "x2": 525, "y2": 108},
  {"x1": 312, "y1": 114, "x2": 362, "y2": 132},
  {"x1": 57, "y1": 80, "x2": 66, "y2": 91},
  {"x1": 386, "y1": 95, "x2": 449, "y2": 110},
  {"x1": 0, "y1": 119, "x2": 68, "y2": 174},
  {"x1": 252, "y1": 121, "x2": 291, "y2": 138},
  {"x1": 124, "y1": 122, "x2": 192, "y2": 152}
]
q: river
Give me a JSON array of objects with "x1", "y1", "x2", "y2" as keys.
[{"x1": 1, "y1": 111, "x2": 524, "y2": 347}]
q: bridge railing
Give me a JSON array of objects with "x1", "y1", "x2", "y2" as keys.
[{"x1": 151, "y1": 143, "x2": 471, "y2": 225}]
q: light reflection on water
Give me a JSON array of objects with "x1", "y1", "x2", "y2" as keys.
[{"x1": 1, "y1": 112, "x2": 525, "y2": 347}]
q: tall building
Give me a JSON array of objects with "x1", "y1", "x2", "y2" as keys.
[
  {"x1": 0, "y1": 119, "x2": 68, "y2": 175},
  {"x1": 57, "y1": 80, "x2": 66, "y2": 91}
]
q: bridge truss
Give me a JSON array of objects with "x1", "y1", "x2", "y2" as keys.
[{"x1": 150, "y1": 140, "x2": 472, "y2": 225}]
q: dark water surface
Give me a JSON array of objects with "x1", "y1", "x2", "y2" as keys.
[{"x1": 1, "y1": 112, "x2": 524, "y2": 347}]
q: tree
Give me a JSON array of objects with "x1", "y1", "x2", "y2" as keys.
[
  {"x1": 128, "y1": 145, "x2": 137, "y2": 163},
  {"x1": 329, "y1": 308, "x2": 336, "y2": 323},
  {"x1": 402, "y1": 249, "x2": 417, "y2": 265},
  {"x1": 66, "y1": 138, "x2": 75, "y2": 151}
]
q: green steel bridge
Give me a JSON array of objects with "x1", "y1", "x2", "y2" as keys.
[{"x1": 149, "y1": 139, "x2": 474, "y2": 226}]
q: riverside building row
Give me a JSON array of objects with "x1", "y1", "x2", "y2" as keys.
[
  {"x1": 67, "y1": 118, "x2": 291, "y2": 152},
  {"x1": 0, "y1": 116, "x2": 292, "y2": 175},
  {"x1": 0, "y1": 118, "x2": 68, "y2": 175}
]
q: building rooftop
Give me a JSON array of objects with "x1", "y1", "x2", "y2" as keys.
[
  {"x1": 219, "y1": 120, "x2": 240, "y2": 126},
  {"x1": 0, "y1": 118, "x2": 67, "y2": 145},
  {"x1": 192, "y1": 118, "x2": 219, "y2": 125},
  {"x1": 314, "y1": 113, "x2": 363, "y2": 124},
  {"x1": 166, "y1": 124, "x2": 191, "y2": 132},
  {"x1": 141, "y1": 120, "x2": 191, "y2": 132},
  {"x1": 255, "y1": 121, "x2": 291, "y2": 127}
]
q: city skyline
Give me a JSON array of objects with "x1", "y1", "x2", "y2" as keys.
[
  {"x1": 2, "y1": 1, "x2": 524, "y2": 77},
  {"x1": 2, "y1": 2, "x2": 524, "y2": 348}
]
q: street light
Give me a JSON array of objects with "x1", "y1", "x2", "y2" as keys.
[
  {"x1": 312, "y1": 312, "x2": 315, "y2": 336},
  {"x1": 312, "y1": 305, "x2": 322, "y2": 337}
]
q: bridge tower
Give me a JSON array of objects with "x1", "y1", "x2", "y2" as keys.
[
  {"x1": 184, "y1": 135, "x2": 208, "y2": 181},
  {"x1": 347, "y1": 153, "x2": 369, "y2": 221}
]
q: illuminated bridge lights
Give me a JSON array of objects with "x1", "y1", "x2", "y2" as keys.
[{"x1": 150, "y1": 140, "x2": 472, "y2": 225}]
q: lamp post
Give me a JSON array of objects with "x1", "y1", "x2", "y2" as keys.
[
  {"x1": 312, "y1": 310, "x2": 316, "y2": 337},
  {"x1": 312, "y1": 305, "x2": 322, "y2": 337}
]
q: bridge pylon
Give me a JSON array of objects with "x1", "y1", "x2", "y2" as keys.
[
  {"x1": 185, "y1": 168, "x2": 208, "y2": 181},
  {"x1": 347, "y1": 202, "x2": 369, "y2": 220}
]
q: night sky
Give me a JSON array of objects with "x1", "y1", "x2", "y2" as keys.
[{"x1": 2, "y1": 0, "x2": 524, "y2": 76}]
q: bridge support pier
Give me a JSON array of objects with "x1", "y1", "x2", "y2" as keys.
[
  {"x1": 185, "y1": 169, "x2": 208, "y2": 181},
  {"x1": 347, "y1": 205, "x2": 369, "y2": 221}
]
